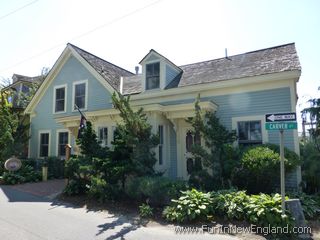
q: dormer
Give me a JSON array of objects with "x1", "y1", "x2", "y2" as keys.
[{"x1": 139, "y1": 49, "x2": 182, "y2": 92}]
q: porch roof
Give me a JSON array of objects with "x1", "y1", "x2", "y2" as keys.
[{"x1": 54, "y1": 101, "x2": 218, "y2": 128}]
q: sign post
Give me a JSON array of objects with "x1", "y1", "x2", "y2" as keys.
[
  {"x1": 279, "y1": 130, "x2": 285, "y2": 212},
  {"x1": 265, "y1": 112, "x2": 297, "y2": 213}
]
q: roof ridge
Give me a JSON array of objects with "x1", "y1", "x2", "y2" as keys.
[
  {"x1": 67, "y1": 43, "x2": 134, "y2": 75},
  {"x1": 179, "y1": 43, "x2": 296, "y2": 68}
]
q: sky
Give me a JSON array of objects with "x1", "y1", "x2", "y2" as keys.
[{"x1": 0, "y1": 0, "x2": 319, "y2": 130}]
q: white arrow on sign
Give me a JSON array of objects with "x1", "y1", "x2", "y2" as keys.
[{"x1": 267, "y1": 114, "x2": 296, "y2": 122}]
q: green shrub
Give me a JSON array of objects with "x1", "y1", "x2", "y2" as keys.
[
  {"x1": 211, "y1": 190, "x2": 248, "y2": 220},
  {"x1": 2, "y1": 164, "x2": 41, "y2": 185},
  {"x1": 162, "y1": 189, "x2": 213, "y2": 223},
  {"x1": 63, "y1": 179, "x2": 88, "y2": 196},
  {"x1": 163, "y1": 189, "x2": 295, "y2": 237},
  {"x1": 46, "y1": 157, "x2": 65, "y2": 179},
  {"x1": 139, "y1": 203, "x2": 153, "y2": 218},
  {"x1": 87, "y1": 176, "x2": 122, "y2": 201},
  {"x1": 244, "y1": 193, "x2": 293, "y2": 229},
  {"x1": 2, "y1": 172, "x2": 26, "y2": 185},
  {"x1": 64, "y1": 156, "x2": 92, "y2": 195},
  {"x1": 300, "y1": 141, "x2": 320, "y2": 194},
  {"x1": 126, "y1": 176, "x2": 187, "y2": 206},
  {"x1": 233, "y1": 144, "x2": 300, "y2": 194}
]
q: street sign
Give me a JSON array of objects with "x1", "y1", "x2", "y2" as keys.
[
  {"x1": 265, "y1": 122, "x2": 297, "y2": 130},
  {"x1": 265, "y1": 112, "x2": 296, "y2": 122}
]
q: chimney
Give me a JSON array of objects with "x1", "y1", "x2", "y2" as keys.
[{"x1": 135, "y1": 66, "x2": 139, "y2": 74}]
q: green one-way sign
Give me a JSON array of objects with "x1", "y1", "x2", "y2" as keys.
[{"x1": 265, "y1": 122, "x2": 297, "y2": 130}]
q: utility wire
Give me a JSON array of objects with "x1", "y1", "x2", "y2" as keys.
[
  {"x1": 0, "y1": 0, "x2": 163, "y2": 74},
  {"x1": 0, "y1": 0, "x2": 39, "y2": 21}
]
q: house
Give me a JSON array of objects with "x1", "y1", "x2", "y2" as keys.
[
  {"x1": 1, "y1": 74, "x2": 43, "y2": 109},
  {"x1": 24, "y1": 43, "x2": 301, "y2": 188}
]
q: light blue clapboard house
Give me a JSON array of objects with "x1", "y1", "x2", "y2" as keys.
[{"x1": 25, "y1": 43, "x2": 302, "y2": 188}]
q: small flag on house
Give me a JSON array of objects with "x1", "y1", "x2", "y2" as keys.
[{"x1": 75, "y1": 104, "x2": 87, "y2": 139}]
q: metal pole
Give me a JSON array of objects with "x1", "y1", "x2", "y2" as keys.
[{"x1": 280, "y1": 130, "x2": 285, "y2": 212}]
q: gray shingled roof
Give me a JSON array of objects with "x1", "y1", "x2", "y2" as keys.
[
  {"x1": 122, "y1": 43, "x2": 301, "y2": 94},
  {"x1": 69, "y1": 43, "x2": 134, "y2": 91}
]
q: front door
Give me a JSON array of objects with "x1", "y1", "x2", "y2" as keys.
[{"x1": 181, "y1": 127, "x2": 201, "y2": 179}]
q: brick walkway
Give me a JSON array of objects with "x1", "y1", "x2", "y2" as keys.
[{"x1": 11, "y1": 179, "x2": 66, "y2": 199}]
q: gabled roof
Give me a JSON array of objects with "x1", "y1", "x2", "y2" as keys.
[
  {"x1": 139, "y1": 49, "x2": 182, "y2": 72},
  {"x1": 25, "y1": 43, "x2": 133, "y2": 114},
  {"x1": 68, "y1": 43, "x2": 134, "y2": 91},
  {"x1": 123, "y1": 43, "x2": 301, "y2": 94},
  {"x1": 1, "y1": 74, "x2": 42, "y2": 92}
]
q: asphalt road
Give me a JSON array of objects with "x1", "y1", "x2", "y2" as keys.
[{"x1": 0, "y1": 185, "x2": 241, "y2": 240}]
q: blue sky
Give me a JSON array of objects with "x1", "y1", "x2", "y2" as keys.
[{"x1": 0, "y1": 0, "x2": 319, "y2": 128}]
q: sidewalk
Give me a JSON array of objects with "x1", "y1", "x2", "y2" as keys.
[{"x1": 10, "y1": 179, "x2": 66, "y2": 199}]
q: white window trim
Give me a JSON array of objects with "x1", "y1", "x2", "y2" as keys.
[
  {"x1": 53, "y1": 84, "x2": 67, "y2": 114},
  {"x1": 232, "y1": 115, "x2": 268, "y2": 146},
  {"x1": 56, "y1": 129, "x2": 70, "y2": 157},
  {"x1": 72, "y1": 80, "x2": 88, "y2": 112},
  {"x1": 38, "y1": 130, "x2": 51, "y2": 158}
]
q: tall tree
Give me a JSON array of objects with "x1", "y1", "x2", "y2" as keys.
[
  {"x1": 111, "y1": 92, "x2": 159, "y2": 176},
  {"x1": 301, "y1": 89, "x2": 320, "y2": 152},
  {"x1": 187, "y1": 96, "x2": 237, "y2": 189}
]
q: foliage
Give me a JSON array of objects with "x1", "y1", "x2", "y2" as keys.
[
  {"x1": 46, "y1": 157, "x2": 65, "y2": 179},
  {"x1": 76, "y1": 121, "x2": 109, "y2": 159},
  {"x1": 162, "y1": 189, "x2": 213, "y2": 223},
  {"x1": 300, "y1": 141, "x2": 320, "y2": 194},
  {"x1": 186, "y1": 96, "x2": 237, "y2": 190},
  {"x1": 0, "y1": 95, "x2": 29, "y2": 163},
  {"x1": 125, "y1": 176, "x2": 188, "y2": 206},
  {"x1": 63, "y1": 179, "x2": 88, "y2": 196},
  {"x1": 211, "y1": 189, "x2": 248, "y2": 220},
  {"x1": 232, "y1": 144, "x2": 301, "y2": 194},
  {"x1": 301, "y1": 94, "x2": 320, "y2": 152},
  {"x1": 111, "y1": 92, "x2": 159, "y2": 177},
  {"x1": 163, "y1": 189, "x2": 295, "y2": 236},
  {"x1": 139, "y1": 203, "x2": 153, "y2": 218},
  {"x1": 289, "y1": 192, "x2": 320, "y2": 219},
  {"x1": 2, "y1": 164, "x2": 41, "y2": 185},
  {"x1": 64, "y1": 156, "x2": 92, "y2": 195}
]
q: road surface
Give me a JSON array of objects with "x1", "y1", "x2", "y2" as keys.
[{"x1": 0, "y1": 183, "x2": 244, "y2": 240}]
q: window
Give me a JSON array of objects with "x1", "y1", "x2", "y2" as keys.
[
  {"x1": 39, "y1": 132, "x2": 50, "y2": 157},
  {"x1": 158, "y1": 125, "x2": 164, "y2": 165},
  {"x1": 146, "y1": 62, "x2": 160, "y2": 90},
  {"x1": 73, "y1": 81, "x2": 87, "y2": 110},
  {"x1": 58, "y1": 132, "x2": 68, "y2": 157},
  {"x1": 54, "y1": 86, "x2": 66, "y2": 112},
  {"x1": 238, "y1": 121, "x2": 262, "y2": 146},
  {"x1": 98, "y1": 127, "x2": 108, "y2": 146}
]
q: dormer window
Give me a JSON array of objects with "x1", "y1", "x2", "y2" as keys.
[{"x1": 146, "y1": 62, "x2": 160, "y2": 90}]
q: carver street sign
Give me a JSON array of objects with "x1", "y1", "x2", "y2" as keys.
[
  {"x1": 265, "y1": 112, "x2": 296, "y2": 122},
  {"x1": 265, "y1": 122, "x2": 297, "y2": 130}
]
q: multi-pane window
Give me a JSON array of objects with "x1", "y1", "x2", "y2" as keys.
[
  {"x1": 74, "y1": 83, "x2": 86, "y2": 109},
  {"x1": 238, "y1": 121, "x2": 262, "y2": 146},
  {"x1": 58, "y1": 132, "x2": 68, "y2": 157},
  {"x1": 55, "y1": 87, "x2": 65, "y2": 112},
  {"x1": 40, "y1": 133, "x2": 49, "y2": 157},
  {"x1": 158, "y1": 125, "x2": 164, "y2": 165},
  {"x1": 98, "y1": 127, "x2": 108, "y2": 146},
  {"x1": 146, "y1": 62, "x2": 160, "y2": 90}
]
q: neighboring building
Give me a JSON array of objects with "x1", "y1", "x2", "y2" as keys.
[
  {"x1": 24, "y1": 43, "x2": 301, "y2": 188},
  {"x1": 1, "y1": 74, "x2": 42, "y2": 108}
]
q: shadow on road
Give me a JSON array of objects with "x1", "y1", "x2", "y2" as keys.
[{"x1": 0, "y1": 185, "x2": 52, "y2": 202}]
